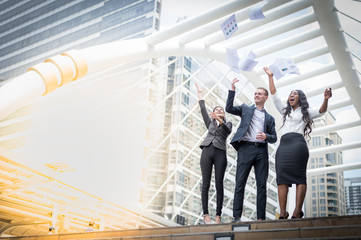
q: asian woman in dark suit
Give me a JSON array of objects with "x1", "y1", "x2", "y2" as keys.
[{"x1": 195, "y1": 82, "x2": 232, "y2": 224}]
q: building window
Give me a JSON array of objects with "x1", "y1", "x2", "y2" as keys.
[
  {"x1": 326, "y1": 153, "x2": 336, "y2": 164},
  {"x1": 312, "y1": 137, "x2": 321, "y2": 147},
  {"x1": 181, "y1": 93, "x2": 189, "y2": 106},
  {"x1": 155, "y1": 18, "x2": 160, "y2": 30},
  {"x1": 184, "y1": 57, "x2": 192, "y2": 72},
  {"x1": 326, "y1": 138, "x2": 334, "y2": 146},
  {"x1": 156, "y1": 1, "x2": 161, "y2": 13}
]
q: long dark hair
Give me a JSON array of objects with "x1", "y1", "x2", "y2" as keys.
[{"x1": 281, "y1": 90, "x2": 313, "y2": 139}]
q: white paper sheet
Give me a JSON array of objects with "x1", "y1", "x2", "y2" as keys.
[
  {"x1": 239, "y1": 51, "x2": 259, "y2": 71},
  {"x1": 226, "y1": 48, "x2": 241, "y2": 73},
  {"x1": 220, "y1": 13, "x2": 238, "y2": 40},
  {"x1": 269, "y1": 58, "x2": 300, "y2": 80},
  {"x1": 249, "y1": 1, "x2": 268, "y2": 20}
]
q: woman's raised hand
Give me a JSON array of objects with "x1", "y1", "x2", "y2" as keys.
[
  {"x1": 195, "y1": 82, "x2": 203, "y2": 100},
  {"x1": 263, "y1": 66, "x2": 273, "y2": 77},
  {"x1": 263, "y1": 66, "x2": 276, "y2": 95},
  {"x1": 210, "y1": 112, "x2": 223, "y2": 125},
  {"x1": 324, "y1": 88, "x2": 332, "y2": 100}
]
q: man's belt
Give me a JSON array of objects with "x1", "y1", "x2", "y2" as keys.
[{"x1": 240, "y1": 141, "x2": 266, "y2": 147}]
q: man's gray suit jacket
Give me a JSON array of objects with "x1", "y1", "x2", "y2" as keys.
[{"x1": 225, "y1": 90, "x2": 277, "y2": 151}]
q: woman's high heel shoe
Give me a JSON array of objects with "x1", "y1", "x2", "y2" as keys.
[
  {"x1": 291, "y1": 211, "x2": 304, "y2": 219},
  {"x1": 279, "y1": 212, "x2": 289, "y2": 220},
  {"x1": 203, "y1": 214, "x2": 212, "y2": 224}
]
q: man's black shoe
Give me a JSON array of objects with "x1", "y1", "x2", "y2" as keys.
[{"x1": 232, "y1": 217, "x2": 241, "y2": 222}]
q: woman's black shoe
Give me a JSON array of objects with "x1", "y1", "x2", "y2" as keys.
[
  {"x1": 279, "y1": 212, "x2": 289, "y2": 219},
  {"x1": 291, "y1": 211, "x2": 304, "y2": 219}
]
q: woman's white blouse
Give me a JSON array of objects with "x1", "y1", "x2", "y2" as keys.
[{"x1": 272, "y1": 92, "x2": 324, "y2": 136}]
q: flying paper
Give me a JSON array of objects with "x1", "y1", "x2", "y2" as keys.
[
  {"x1": 269, "y1": 58, "x2": 300, "y2": 80},
  {"x1": 239, "y1": 51, "x2": 259, "y2": 71},
  {"x1": 220, "y1": 13, "x2": 238, "y2": 40},
  {"x1": 250, "y1": 1, "x2": 268, "y2": 20},
  {"x1": 226, "y1": 48, "x2": 241, "y2": 73}
]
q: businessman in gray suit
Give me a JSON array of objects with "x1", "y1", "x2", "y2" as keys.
[{"x1": 226, "y1": 78, "x2": 277, "y2": 221}]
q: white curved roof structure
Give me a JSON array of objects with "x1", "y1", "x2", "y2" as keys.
[
  {"x1": 1, "y1": 0, "x2": 361, "y2": 122},
  {"x1": 0, "y1": 0, "x2": 360, "y2": 235}
]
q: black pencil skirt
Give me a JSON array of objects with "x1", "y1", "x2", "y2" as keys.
[{"x1": 275, "y1": 132, "x2": 309, "y2": 186}]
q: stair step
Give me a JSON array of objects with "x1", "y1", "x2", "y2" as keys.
[
  {"x1": 1, "y1": 215, "x2": 361, "y2": 240},
  {"x1": 64, "y1": 224, "x2": 361, "y2": 240}
]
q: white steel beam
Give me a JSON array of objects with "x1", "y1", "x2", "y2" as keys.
[
  {"x1": 224, "y1": 12, "x2": 316, "y2": 49},
  {"x1": 292, "y1": 45, "x2": 330, "y2": 63},
  {"x1": 310, "y1": 140, "x2": 361, "y2": 155},
  {"x1": 256, "y1": 29, "x2": 323, "y2": 57},
  {"x1": 313, "y1": 0, "x2": 361, "y2": 118},
  {"x1": 307, "y1": 161, "x2": 361, "y2": 176},
  {"x1": 179, "y1": 0, "x2": 290, "y2": 45},
  {"x1": 327, "y1": 98, "x2": 352, "y2": 111},
  {"x1": 206, "y1": 0, "x2": 312, "y2": 47},
  {"x1": 146, "y1": 0, "x2": 253, "y2": 46},
  {"x1": 275, "y1": 63, "x2": 337, "y2": 88},
  {"x1": 281, "y1": 81, "x2": 344, "y2": 101},
  {"x1": 312, "y1": 119, "x2": 361, "y2": 135}
]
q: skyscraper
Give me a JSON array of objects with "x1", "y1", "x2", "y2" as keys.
[
  {"x1": 306, "y1": 112, "x2": 346, "y2": 217},
  {"x1": 345, "y1": 177, "x2": 361, "y2": 215},
  {"x1": 0, "y1": 0, "x2": 161, "y2": 84}
]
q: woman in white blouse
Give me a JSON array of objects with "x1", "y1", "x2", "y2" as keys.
[{"x1": 263, "y1": 67, "x2": 332, "y2": 219}]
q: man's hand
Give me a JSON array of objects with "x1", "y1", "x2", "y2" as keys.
[
  {"x1": 256, "y1": 131, "x2": 267, "y2": 141},
  {"x1": 231, "y1": 78, "x2": 239, "y2": 91}
]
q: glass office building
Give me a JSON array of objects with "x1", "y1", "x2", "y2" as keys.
[{"x1": 0, "y1": 0, "x2": 161, "y2": 83}]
